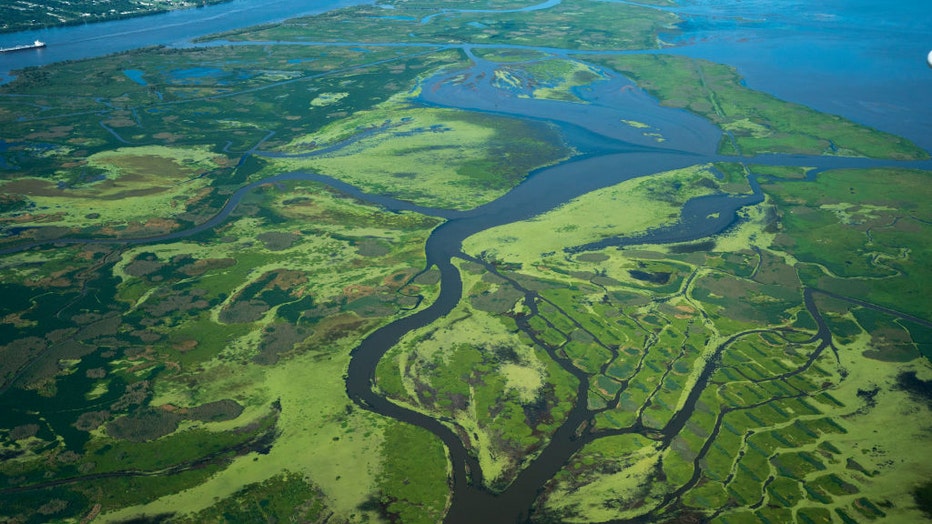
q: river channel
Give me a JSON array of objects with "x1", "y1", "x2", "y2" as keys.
[
  {"x1": 3, "y1": 40, "x2": 927, "y2": 517},
  {"x1": 343, "y1": 51, "x2": 931, "y2": 522},
  {"x1": 0, "y1": 0, "x2": 375, "y2": 83},
  {"x1": 2, "y1": 0, "x2": 931, "y2": 522}
]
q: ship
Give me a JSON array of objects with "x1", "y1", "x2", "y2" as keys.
[{"x1": 0, "y1": 40, "x2": 46, "y2": 53}]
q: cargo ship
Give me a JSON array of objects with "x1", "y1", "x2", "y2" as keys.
[{"x1": 0, "y1": 40, "x2": 46, "y2": 53}]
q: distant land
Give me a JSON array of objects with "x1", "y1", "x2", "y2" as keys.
[
  {"x1": 0, "y1": 0, "x2": 231, "y2": 34},
  {"x1": 0, "y1": 0, "x2": 930, "y2": 523}
]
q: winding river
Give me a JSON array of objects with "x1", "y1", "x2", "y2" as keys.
[
  {"x1": 4, "y1": 43, "x2": 928, "y2": 517},
  {"x1": 342, "y1": 54, "x2": 931, "y2": 522},
  {"x1": 2, "y1": 0, "x2": 931, "y2": 522}
]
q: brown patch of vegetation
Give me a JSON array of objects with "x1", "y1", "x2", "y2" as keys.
[
  {"x1": 172, "y1": 339, "x2": 199, "y2": 352},
  {"x1": 0, "y1": 336, "x2": 48, "y2": 390},
  {"x1": 131, "y1": 330, "x2": 162, "y2": 343},
  {"x1": 86, "y1": 367, "x2": 107, "y2": 379},
  {"x1": 177, "y1": 257, "x2": 236, "y2": 277},
  {"x1": 257, "y1": 231, "x2": 301, "y2": 251},
  {"x1": 72, "y1": 314, "x2": 121, "y2": 341},
  {"x1": 187, "y1": 399, "x2": 244, "y2": 422},
  {"x1": 219, "y1": 299, "x2": 269, "y2": 323},
  {"x1": 268, "y1": 269, "x2": 307, "y2": 290},
  {"x1": 343, "y1": 284, "x2": 377, "y2": 301},
  {"x1": 219, "y1": 269, "x2": 307, "y2": 324},
  {"x1": 99, "y1": 218, "x2": 180, "y2": 238},
  {"x1": 254, "y1": 322, "x2": 311, "y2": 365},
  {"x1": 24, "y1": 125, "x2": 74, "y2": 140},
  {"x1": 470, "y1": 285, "x2": 524, "y2": 315},
  {"x1": 105, "y1": 408, "x2": 182, "y2": 442},
  {"x1": 74, "y1": 410, "x2": 111, "y2": 432},
  {"x1": 140, "y1": 287, "x2": 211, "y2": 321},
  {"x1": 383, "y1": 269, "x2": 416, "y2": 288},
  {"x1": 9, "y1": 424, "x2": 40, "y2": 441},
  {"x1": 310, "y1": 313, "x2": 370, "y2": 346},
  {"x1": 863, "y1": 327, "x2": 919, "y2": 362},
  {"x1": 110, "y1": 381, "x2": 151, "y2": 411},
  {"x1": 37, "y1": 499, "x2": 69, "y2": 516},
  {"x1": 357, "y1": 237, "x2": 391, "y2": 257},
  {"x1": 125, "y1": 257, "x2": 165, "y2": 277},
  {"x1": 103, "y1": 117, "x2": 137, "y2": 128}
]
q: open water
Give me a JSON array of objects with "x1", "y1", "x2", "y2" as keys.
[
  {"x1": 664, "y1": 0, "x2": 932, "y2": 150},
  {"x1": 1, "y1": 0, "x2": 930, "y2": 521},
  {"x1": 0, "y1": 0, "x2": 373, "y2": 83},
  {"x1": 3, "y1": 0, "x2": 929, "y2": 153}
]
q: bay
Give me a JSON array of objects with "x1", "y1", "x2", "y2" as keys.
[{"x1": 663, "y1": 0, "x2": 932, "y2": 150}]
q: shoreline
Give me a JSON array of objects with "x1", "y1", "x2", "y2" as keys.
[{"x1": 0, "y1": 0, "x2": 233, "y2": 35}]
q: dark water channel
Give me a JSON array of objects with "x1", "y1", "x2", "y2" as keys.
[
  {"x1": 3, "y1": 1, "x2": 931, "y2": 521},
  {"x1": 4, "y1": 46, "x2": 929, "y2": 521},
  {"x1": 343, "y1": 58, "x2": 932, "y2": 522}
]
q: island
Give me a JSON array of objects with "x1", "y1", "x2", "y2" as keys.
[{"x1": 0, "y1": 0, "x2": 930, "y2": 523}]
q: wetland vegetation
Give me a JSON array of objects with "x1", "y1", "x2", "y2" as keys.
[{"x1": 0, "y1": 0, "x2": 929, "y2": 522}]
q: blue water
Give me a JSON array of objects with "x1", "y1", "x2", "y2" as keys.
[
  {"x1": 169, "y1": 67, "x2": 225, "y2": 80},
  {"x1": 662, "y1": 0, "x2": 932, "y2": 150},
  {"x1": 0, "y1": 140, "x2": 15, "y2": 169},
  {"x1": 162, "y1": 66, "x2": 256, "y2": 84},
  {"x1": 371, "y1": 15, "x2": 417, "y2": 21},
  {"x1": 122, "y1": 69, "x2": 147, "y2": 86},
  {"x1": 1, "y1": 0, "x2": 929, "y2": 150},
  {"x1": 0, "y1": 0, "x2": 373, "y2": 83},
  {"x1": 419, "y1": 0, "x2": 561, "y2": 24}
]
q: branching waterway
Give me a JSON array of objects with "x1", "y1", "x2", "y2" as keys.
[
  {"x1": 340, "y1": 56, "x2": 932, "y2": 522},
  {"x1": 2, "y1": 0, "x2": 931, "y2": 521},
  {"x1": 3, "y1": 34, "x2": 931, "y2": 521}
]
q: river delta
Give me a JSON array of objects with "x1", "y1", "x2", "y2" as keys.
[{"x1": 0, "y1": 1, "x2": 930, "y2": 523}]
